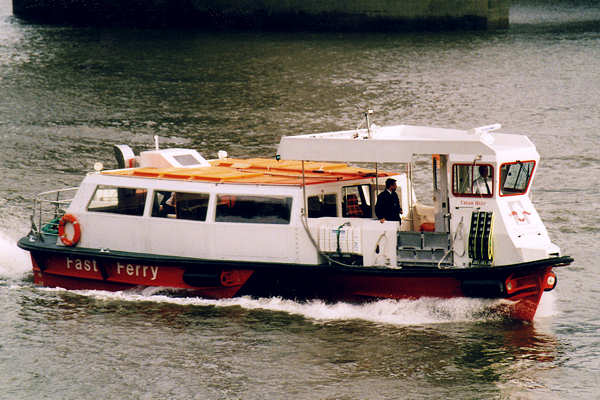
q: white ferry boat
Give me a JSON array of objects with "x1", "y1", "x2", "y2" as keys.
[{"x1": 18, "y1": 117, "x2": 573, "y2": 321}]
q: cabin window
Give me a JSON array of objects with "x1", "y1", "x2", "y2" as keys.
[
  {"x1": 215, "y1": 195, "x2": 292, "y2": 224},
  {"x1": 87, "y1": 185, "x2": 147, "y2": 216},
  {"x1": 452, "y1": 164, "x2": 494, "y2": 197},
  {"x1": 500, "y1": 161, "x2": 535, "y2": 196},
  {"x1": 342, "y1": 185, "x2": 372, "y2": 218},
  {"x1": 151, "y1": 191, "x2": 209, "y2": 220},
  {"x1": 308, "y1": 194, "x2": 337, "y2": 218}
]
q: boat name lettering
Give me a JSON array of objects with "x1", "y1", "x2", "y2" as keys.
[
  {"x1": 460, "y1": 200, "x2": 486, "y2": 207},
  {"x1": 116, "y1": 262, "x2": 158, "y2": 280},
  {"x1": 66, "y1": 257, "x2": 98, "y2": 272}
]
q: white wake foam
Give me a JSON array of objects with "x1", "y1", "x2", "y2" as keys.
[
  {"x1": 0, "y1": 231, "x2": 31, "y2": 279},
  {"x1": 535, "y1": 291, "x2": 557, "y2": 319},
  {"x1": 41, "y1": 286, "x2": 535, "y2": 326}
]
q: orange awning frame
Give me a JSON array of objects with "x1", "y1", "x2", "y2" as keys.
[{"x1": 102, "y1": 157, "x2": 394, "y2": 186}]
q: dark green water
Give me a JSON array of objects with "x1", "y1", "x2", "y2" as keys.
[{"x1": 1, "y1": 0, "x2": 599, "y2": 398}]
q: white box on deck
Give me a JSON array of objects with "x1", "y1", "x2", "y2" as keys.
[
  {"x1": 319, "y1": 224, "x2": 362, "y2": 254},
  {"x1": 140, "y1": 148, "x2": 210, "y2": 168}
]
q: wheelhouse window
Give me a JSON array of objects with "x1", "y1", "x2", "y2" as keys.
[
  {"x1": 87, "y1": 185, "x2": 147, "y2": 216},
  {"x1": 215, "y1": 195, "x2": 292, "y2": 224},
  {"x1": 452, "y1": 164, "x2": 494, "y2": 197},
  {"x1": 152, "y1": 191, "x2": 209, "y2": 221},
  {"x1": 308, "y1": 194, "x2": 337, "y2": 218},
  {"x1": 500, "y1": 161, "x2": 535, "y2": 196},
  {"x1": 342, "y1": 184, "x2": 372, "y2": 218}
]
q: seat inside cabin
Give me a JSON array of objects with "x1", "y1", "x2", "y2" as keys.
[{"x1": 345, "y1": 194, "x2": 364, "y2": 217}]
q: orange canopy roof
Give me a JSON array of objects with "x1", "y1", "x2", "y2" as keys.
[{"x1": 102, "y1": 158, "x2": 394, "y2": 186}]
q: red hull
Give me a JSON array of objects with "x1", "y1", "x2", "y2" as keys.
[
  {"x1": 28, "y1": 250, "x2": 558, "y2": 321},
  {"x1": 30, "y1": 254, "x2": 254, "y2": 299},
  {"x1": 276, "y1": 268, "x2": 553, "y2": 321}
]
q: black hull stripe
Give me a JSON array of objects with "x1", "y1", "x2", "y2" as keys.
[{"x1": 18, "y1": 236, "x2": 573, "y2": 278}]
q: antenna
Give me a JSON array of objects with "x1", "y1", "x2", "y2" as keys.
[
  {"x1": 468, "y1": 124, "x2": 500, "y2": 145},
  {"x1": 468, "y1": 123, "x2": 501, "y2": 135},
  {"x1": 365, "y1": 109, "x2": 374, "y2": 138}
]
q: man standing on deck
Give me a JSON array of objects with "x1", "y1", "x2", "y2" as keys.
[{"x1": 375, "y1": 178, "x2": 402, "y2": 225}]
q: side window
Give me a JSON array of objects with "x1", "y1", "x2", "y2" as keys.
[
  {"x1": 500, "y1": 161, "x2": 535, "y2": 195},
  {"x1": 452, "y1": 164, "x2": 494, "y2": 197},
  {"x1": 342, "y1": 184, "x2": 372, "y2": 218},
  {"x1": 87, "y1": 185, "x2": 147, "y2": 216},
  {"x1": 215, "y1": 195, "x2": 292, "y2": 224},
  {"x1": 152, "y1": 191, "x2": 209, "y2": 221},
  {"x1": 308, "y1": 194, "x2": 337, "y2": 218}
]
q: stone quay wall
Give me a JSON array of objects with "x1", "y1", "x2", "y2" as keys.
[{"x1": 12, "y1": 0, "x2": 510, "y2": 30}]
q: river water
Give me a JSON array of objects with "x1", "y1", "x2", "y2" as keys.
[{"x1": 1, "y1": 0, "x2": 599, "y2": 398}]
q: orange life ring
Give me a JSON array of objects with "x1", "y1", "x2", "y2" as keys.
[{"x1": 58, "y1": 214, "x2": 81, "y2": 246}]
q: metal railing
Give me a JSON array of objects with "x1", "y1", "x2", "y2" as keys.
[{"x1": 29, "y1": 188, "x2": 78, "y2": 239}]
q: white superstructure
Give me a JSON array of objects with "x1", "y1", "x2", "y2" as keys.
[
  {"x1": 42, "y1": 121, "x2": 561, "y2": 271},
  {"x1": 277, "y1": 123, "x2": 561, "y2": 267}
]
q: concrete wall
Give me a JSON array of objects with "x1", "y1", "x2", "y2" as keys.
[{"x1": 12, "y1": 0, "x2": 510, "y2": 30}]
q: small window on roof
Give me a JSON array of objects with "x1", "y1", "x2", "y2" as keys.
[
  {"x1": 87, "y1": 185, "x2": 147, "y2": 216},
  {"x1": 173, "y1": 154, "x2": 200, "y2": 166},
  {"x1": 216, "y1": 195, "x2": 292, "y2": 224},
  {"x1": 452, "y1": 164, "x2": 494, "y2": 197}
]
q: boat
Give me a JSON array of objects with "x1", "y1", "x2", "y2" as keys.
[{"x1": 17, "y1": 114, "x2": 573, "y2": 321}]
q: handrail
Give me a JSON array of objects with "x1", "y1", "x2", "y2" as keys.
[{"x1": 29, "y1": 187, "x2": 78, "y2": 239}]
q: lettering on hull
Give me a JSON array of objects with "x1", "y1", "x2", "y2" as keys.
[
  {"x1": 116, "y1": 262, "x2": 158, "y2": 280},
  {"x1": 64, "y1": 257, "x2": 160, "y2": 283},
  {"x1": 45, "y1": 255, "x2": 252, "y2": 295},
  {"x1": 66, "y1": 257, "x2": 99, "y2": 272}
]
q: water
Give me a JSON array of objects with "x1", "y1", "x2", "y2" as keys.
[{"x1": 1, "y1": 0, "x2": 599, "y2": 398}]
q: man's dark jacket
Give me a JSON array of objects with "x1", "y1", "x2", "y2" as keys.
[{"x1": 375, "y1": 190, "x2": 402, "y2": 222}]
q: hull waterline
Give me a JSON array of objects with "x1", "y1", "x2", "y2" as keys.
[{"x1": 19, "y1": 237, "x2": 572, "y2": 321}]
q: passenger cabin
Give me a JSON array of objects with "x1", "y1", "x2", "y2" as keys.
[{"x1": 64, "y1": 147, "x2": 407, "y2": 269}]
